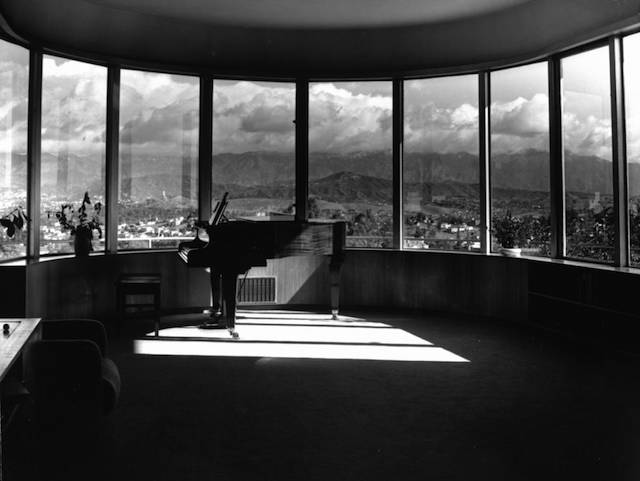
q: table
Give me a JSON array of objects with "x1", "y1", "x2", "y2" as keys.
[{"x1": 0, "y1": 318, "x2": 41, "y2": 481}]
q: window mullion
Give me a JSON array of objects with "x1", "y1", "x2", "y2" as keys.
[
  {"x1": 610, "y1": 36, "x2": 630, "y2": 267},
  {"x1": 392, "y1": 78, "x2": 403, "y2": 250},
  {"x1": 26, "y1": 49, "x2": 42, "y2": 262},
  {"x1": 478, "y1": 72, "x2": 491, "y2": 254},
  {"x1": 105, "y1": 66, "x2": 120, "y2": 254}
]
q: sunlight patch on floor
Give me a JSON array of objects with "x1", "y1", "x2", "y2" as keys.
[
  {"x1": 134, "y1": 310, "x2": 469, "y2": 362},
  {"x1": 153, "y1": 324, "x2": 431, "y2": 345},
  {"x1": 236, "y1": 310, "x2": 391, "y2": 327},
  {"x1": 134, "y1": 339, "x2": 468, "y2": 362}
]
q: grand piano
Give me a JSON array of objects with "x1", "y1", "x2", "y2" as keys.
[{"x1": 178, "y1": 200, "x2": 346, "y2": 337}]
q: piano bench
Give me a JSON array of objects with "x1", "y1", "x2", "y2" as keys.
[{"x1": 116, "y1": 274, "x2": 162, "y2": 336}]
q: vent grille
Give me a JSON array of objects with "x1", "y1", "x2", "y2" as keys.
[{"x1": 237, "y1": 276, "x2": 276, "y2": 304}]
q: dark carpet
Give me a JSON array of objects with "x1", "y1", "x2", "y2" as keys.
[{"x1": 6, "y1": 309, "x2": 640, "y2": 481}]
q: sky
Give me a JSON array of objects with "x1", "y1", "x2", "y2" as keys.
[{"x1": 1, "y1": 35, "x2": 640, "y2": 169}]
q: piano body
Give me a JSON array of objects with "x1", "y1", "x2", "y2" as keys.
[{"x1": 178, "y1": 218, "x2": 346, "y2": 335}]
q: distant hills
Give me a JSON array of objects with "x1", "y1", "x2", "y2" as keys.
[
  {"x1": 2, "y1": 150, "x2": 639, "y2": 205},
  {"x1": 213, "y1": 149, "x2": 625, "y2": 196}
]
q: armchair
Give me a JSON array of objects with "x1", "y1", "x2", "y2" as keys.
[{"x1": 24, "y1": 319, "x2": 121, "y2": 425}]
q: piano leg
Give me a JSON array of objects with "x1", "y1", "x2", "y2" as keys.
[
  {"x1": 210, "y1": 269, "x2": 223, "y2": 320},
  {"x1": 199, "y1": 270, "x2": 225, "y2": 329},
  {"x1": 329, "y1": 256, "x2": 343, "y2": 320},
  {"x1": 221, "y1": 269, "x2": 242, "y2": 338}
]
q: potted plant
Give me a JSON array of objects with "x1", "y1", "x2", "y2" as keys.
[
  {"x1": 492, "y1": 211, "x2": 525, "y2": 257},
  {"x1": 1, "y1": 206, "x2": 29, "y2": 238},
  {"x1": 55, "y1": 192, "x2": 102, "y2": 256}
]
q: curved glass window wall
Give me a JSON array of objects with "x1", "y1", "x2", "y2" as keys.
[
  {"x1": 0, "y1": 32, "x2": 639, "y2": 271},
  {"x1": 40, "y1": 55, "x2": 107, "y2": 255},
  {"x1": 404, "y1": 75, "x2": 480, "y2": 251},
  {"x1": 0, "y1": 41, "x2": 28, "y2": 260},
  {"x1": 624, "y1": 32, "x2": 640, "y2": 266},
  {"x1": 561, "y1": 46, "x2": 614, "y2": 263},
  {"x1": 490, "y1": 62, "x2": 550, "y2": 257},
  {"x1": 118, "y1": 69, "x2": 199, "y2": 250},
  {"x1": 309, "y1": 81, "x2": 393, "y2": 248},
  {"x1": 212, "y1": 80, "x2": 295, "y2": 218}
]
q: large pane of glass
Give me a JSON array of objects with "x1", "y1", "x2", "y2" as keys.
[
  {"x1": 119, "y1": 70, "x2": 199, "y2": 250},
  {"x1": 309, "y1": 81, "x2": 392, "y2": 248},
  {"x1": 0, "y1": 40, "x2": 28, "y2": 260},
  {"x1": 561, "y1": 47, "x2": 614, "y2": 262},
  {"x1": 212, "y1": 80, "x2": 295, "y2": 218},
  {"x1": 490, "y1": 63, "x2": 551, "y2": 256},
  {"x1": 624, "y1": 33, "x2": 640, "y2": 266},
  {"x1": 403, "y1": 75, "x2": 480, "y2": 251},
  {"x1": 41, "y1": 55, "x2": 106, "y2": 255}
]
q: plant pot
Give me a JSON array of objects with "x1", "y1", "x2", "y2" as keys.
[
  {"x1": 500, "y1": 247, "x2": 521, "y2": 257},
  {"x1": 73, "y1": 230, "x2": 93, "y2": 257}
]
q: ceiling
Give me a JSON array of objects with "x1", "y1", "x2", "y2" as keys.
[
  {"x1": 1, "y1": 0, "x2": 639, "y2": 77},
  {"x1": 86, "y1": 0, "x2": 532, "y2": 29}
]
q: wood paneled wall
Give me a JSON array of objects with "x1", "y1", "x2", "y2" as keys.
[
  {"x1": 341, "y1": 250, "x2": 529, "y2": 321},
  {"x1": 2, "y1": 250, "x2": 639, "y2": 351},
  {"x1": 20, "y1": 252, "x2": 332, "y2": 325}
]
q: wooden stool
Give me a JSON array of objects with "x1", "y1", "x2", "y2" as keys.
[{"x1": 116, "y1": 274, "x2": 161, "y2": 335}]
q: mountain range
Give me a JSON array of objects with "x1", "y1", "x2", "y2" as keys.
[{"x1": 2, "y1": 150, "x2": 639, "y2": 203}]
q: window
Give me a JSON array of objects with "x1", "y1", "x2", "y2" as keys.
[
  {"x1": 119, "y1": 70, "x2": 199, "y2": 250},
  {"x1": 309, "y1": 81, "x2": 393, "y2": 248},
  {"x1": 561, "y1": 47, "x2": 614, "y2": 262},
  {"x1": 624, "y1": 33, "x2": 640, "y2": 266},
  {"x1": 40, "y1": 55, "x2": 106, "y2": 255},
  {"x1": 212, "y1": 80, "x2": 295, "y2": 218},
  {"x1": 490, "y1": 63, "x2": 551, "y2": 256},
  {"x1": 403, "y1": 75, "x2": 480, "y2": 251},
  {"x1": 0, "y1": 40, "x2": 28, "y2": 260}
]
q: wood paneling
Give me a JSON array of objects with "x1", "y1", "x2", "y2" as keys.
[
  {"x1": 3, "y1": 250, "x2": 640, "y2": 352},
  {"x1": 22, "y1": 252, "x2": 331, "y2": 325},
  {"x1": 341, "y1": 250, "x2": 529, "y2": 321},
  {"x1": 0, "y1": 266, "x2": 26, "y2": 317},
  {"x1": 24, "y1": 253, "x2": 211, "y2": 323}
]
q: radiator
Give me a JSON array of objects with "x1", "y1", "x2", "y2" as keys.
[{"x1": 237, "y1": 276, "x2": 276, "y2": 304}]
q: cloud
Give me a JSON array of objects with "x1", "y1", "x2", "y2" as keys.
[
  {"x1": 213, "y1": 80, "x2": 295, "y2": 153},
  {"x1": 0, "y1": 51, "x2": 622, "y2": 164},
  {"x1": 0, "y1": 52, "x2": 30, "y2": 155},
  {"x1": 117, "y1": 70, "x2": 199, "y2": 156},
  {"x1": 491, "y1": 94, "x2": 549, "y2": 154},
  {"x1": 308, "y1": 82, "x2": 392, "y2": 153},
  {"x1": 404, "y1": 100, "x2": 479, "y2": 154},
  {"x1": 241, "y1": 104, "x2": 293, "y2": 133},
  {"x1": 120, "y1": 101, "x2": 198, "y2": 147},
  {"x1": 40, "y1": 57, "x2": 107, "y2": 156}
]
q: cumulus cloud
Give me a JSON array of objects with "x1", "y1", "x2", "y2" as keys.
[
  {"x1": 0, "y1": 52, "x2": 622, "y2": 164},
  {"x1": 119, "y1": 70, "x2": 199, "y2": 156},
  {"x1": 241, "y1": 104, "x2": 293, "y2": 133},
  {"x1": 404, "y1": 100, "x2": 479, "y2": 154},
  {"x1": 213, "y1": 80, "x2": 295, "y2": 153},
  {"x1": 40, "y1": 57, "x2": 107, "y2": 156},
  {"x1": 626, "y1": 113, "x2": 640, "y2": 163},
  {"x1": 308, "y1": 82, "x2": 392, "y2": 153},
  {"x1": 0, "y1": 54, "x2": 29, "y2": 155},
  {"x1": 491, "y1": 94, "x2": 549, "y2": 154},
  {"x1": 120, "y1": 101, "x2": 198, "y2": 148}
]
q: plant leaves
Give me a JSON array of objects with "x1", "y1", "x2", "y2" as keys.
[
  {"x1": 6, "y1": 224, "x2": 15, "y2": 238},
  {"x1": 14, "y1": 215, "x2": 23, "y2": 229},
  {"x1": 0, "y1": 218, "x2": 11, "y2": 228}
]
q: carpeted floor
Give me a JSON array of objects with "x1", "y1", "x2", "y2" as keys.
[{"x1": 6, "y1": 309, "x2": 640, "y2": 481}]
